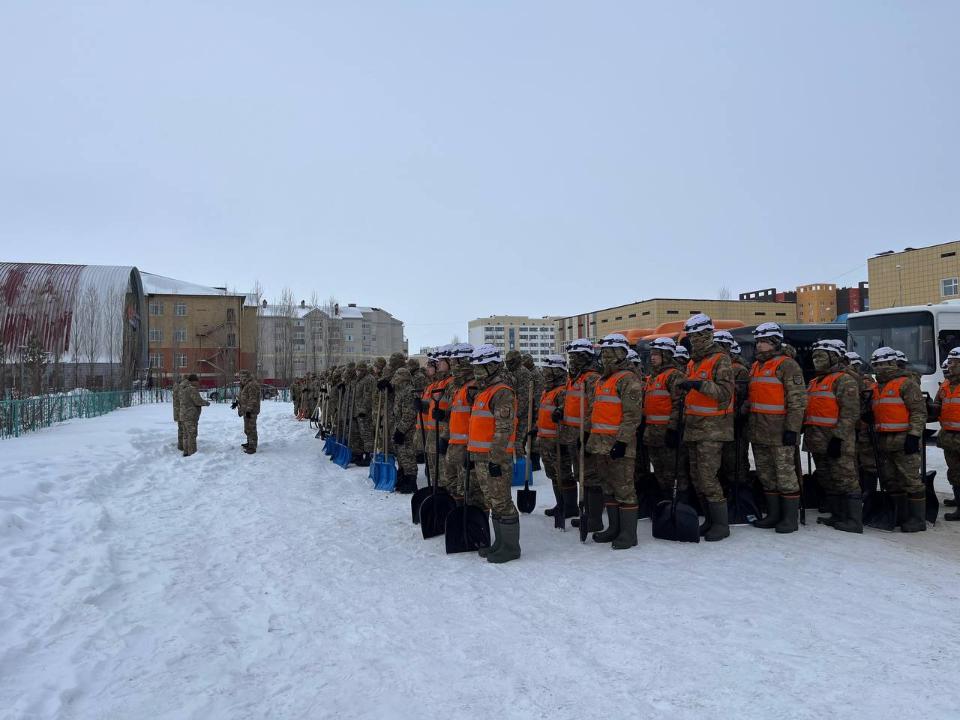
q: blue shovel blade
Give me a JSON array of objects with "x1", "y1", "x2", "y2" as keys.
[{"x1": 511, "y1": 457, "x2": 527, "y2": 487}]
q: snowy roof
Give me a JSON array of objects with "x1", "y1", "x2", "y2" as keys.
[
  {"x1": 141, "y1": 272, "x2": 242, "y2": 297},
  {"x1": 259, "y1": 304, "x2": 328, "y2": 320}
]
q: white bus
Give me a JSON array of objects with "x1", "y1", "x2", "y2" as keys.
[{"x1": 847, "y1": 301, "x2": 960, "y2": 402}]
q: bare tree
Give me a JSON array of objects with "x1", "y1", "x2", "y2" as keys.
[
  {"x1": 450, "y1": 334, "x2": 461, "y2": 345},
  {"x1": 320, "y1": 295, "x2": 342, "y2": 369},
  {"x1": 717, "y1": 286, "x2": 733, "y2": 301},
  {"x1": 275, "y1": 288, "x2": 297, "y2": 385},
  {"x1": 79, "y1": 286, "x2": 104, "y2": 388},
  {"x1": 252, "y1": 279, "x2": 264, "y2": 377},
  {"x1": 24, "y1": 333, "x2": 48, "y2": 396}
]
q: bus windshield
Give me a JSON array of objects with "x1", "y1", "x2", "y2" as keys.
[{"x1": 847, "y1": 311, "x2": 936, "y2": 375}]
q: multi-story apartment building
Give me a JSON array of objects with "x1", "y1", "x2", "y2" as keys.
[
  {"x1": 868, "y1": 241, "x2": 960, "y2": 309},
  {"x1": 336, "y1": 304, "x2": 407, "y2": 364},
  {"x1": 796, "y1": 283, "x2": 838, "y2": 323},
  {"x1": 141, "y1": 273, "x2": 256, "y2": 388},
  {"x1": 467, "y1": 315, "x2": 559, "y2": 363}
]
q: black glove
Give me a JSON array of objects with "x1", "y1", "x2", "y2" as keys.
[
  {"x1": 827, "y1": 436, "x2": 842, "y2": 459},
  {"x1": 393, "y1": 430, "x2": 405, "y2": 445},
  {"x1": 488, "y1": 462, "x2": 502, "y2": 477},
  {"x1": 432, "y1": 407, "x2": 446, "y2": 421},
  {"x1": 665, "y1": 428, "x2": 680, "y2": 449},
  {"x1": 527, "y1": 428, "x2": 538, "y2": 440},
  {"x1": 377, "y1": 378, "x2": 390, "y2": 390},
  {"x1": 413, "y1": 397, "x2": 424, "y2": 413},
  {"x1": 230, "y1": 401, "x2": 239, "y2": 410},
  {"x1": 782, "y1": 430, "x2": 798, "y2": 447},
  {"x1": 438, "y1": 438, "x2": 449, "y2": 455},
  {"x1": 679, "y1": 380, "x2": 703, "y2": 392},
  {"x1": 551, "y1": 407, "x2": 563, "y2": 423},
  {"x1": 636, "y1": 422, "x2": 645, "y2": 441},
  {"x1": 609, "y1": 441, "x2": 627, "y2": 459},
  {"x1": 904, "y1": 434, "x2": 921, "y2": 455},
  {"x1": 357, "y1": 412, "x2": 366, "y2": 419},
  {"x1": 245, "y1": 411, "x2": 252, "y2": 420}
]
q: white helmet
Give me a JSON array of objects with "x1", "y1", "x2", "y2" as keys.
[
  {"x1": 674, "y1": 345, "x2": 690, "y2": 361},
  {"x1": 449, "y1": 343, "x2": 474, "y2": 359},
  {"x1": 566, "y1": 338, "x2": 595, "y2": 355},
  {"x1": 684, "y1": 313, "x2": 714, "y2": 334},
  {"x1": 947, "y1": 347, "x2": 960, "y2": 361},
  {"x1": 812, "y1": 339, "x2": 844, "y2": 357},
  {"x1": 542, "y1": 354, "x2": 567, "y2": 370},
  {"x1": 731, "y1": 342, "x2": 742, "y2": 356},
  {"x1": 871, "y1": 346, "x2": 899, "y2": 365},
  {"x1": 753, "y1": 322, "x2": 784, "y2": 340},
  {"x1": 845, "y1": 351, "x2": 862, "y2": 366},
  {"x1": 627, "y1": 349, "x2": 640, "y2": 364},
  {"x1": 895, "y1": 350, "x2": 908, "y2": 364},
  {"x1": 649, "y1": 337, "x2": 676, "y2": 355},
  {"x1": 713, "y1": 330, "x2": 735, "y2": 346},
  {"x1": 598, "y1": 333, "x2": 630, "y2": 351},
  {"x1": 943, "y1": 359, "x2": 950, "y2": 370},
  {"x1": 470, "y1": 344, "x2": 502, "y2": 365}
]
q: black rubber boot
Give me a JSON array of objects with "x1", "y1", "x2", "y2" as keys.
[
  {"x1": 572, "y1": 486, "x2": 604, "y2": 531},
  {"x1": 753, "y1": 493, "x2": 781, "y2": 529},
  {"x1": 891, "y1": 493, "x2": 908, "y2": 527},
  {"x1": 545, "y1": 482, "x2": 562, "y2": 517},
  {"x1": 945, "y1": 486, "x2": 960, "y2": 521},
  {"x1": 479, "y1": 515, "x2": 501, "y2": 557},
  {"x1": 900, "y1": 492, "x2": 927, "y2": 532},
  {"x1": 833, "y1": 493, "x2": 863, "y2": 533},
  {"x1": 612, "y1": 505, "x2": 639, "y2": 549},
  {"x1": 817, "y1": 494, "x2": 844, "y2": 527},
  {"x1": 775, "y1": 494, "x2": 800, "y2": 534},
  {"x1": 704, "y1": 501, "x2": 730, "y2": 541},
  {"x1": 486, "y1": 515, "x2": 520, "y2": 563},
  {"x1": 560, "y1": 488, "x2": 579, "y2": 518},
  {"x1": 531, "y1": 452, "x2": 542, "y2": 472},
  {"x1": 592, "y1": 498, "x2": 620, "y2": 543}
]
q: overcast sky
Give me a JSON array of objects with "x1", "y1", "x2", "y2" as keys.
[{"x1": 2, "y1": 1, "x2": 958, "y2": 351}]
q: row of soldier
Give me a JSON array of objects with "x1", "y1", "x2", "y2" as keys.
[{"x1": 306, "y1": 312, "x2": 947, "y2": 563}]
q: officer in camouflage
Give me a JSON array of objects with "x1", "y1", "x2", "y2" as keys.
[
  {"x1": 585, "y1": 333, "x2": 644, "y2": 549},
  {"x1": 440, "y1": 343, "x2": 485, "y2": 508},
  {"x1": 179, "y1": 374, "x2": 210, "y2": 457},
  {"x1": 870, "y1": 346, "x2": 927, "y2": 532},
  {"x1": 390, "y1": 366, "x2": 419, "y2": 493},
  {"x1": 354, "y1": 362, "x2": 376, "y2": 465},
  {"x1": 931, "y1": 347, "x2": 960, "y2": 521},
  {"x1": 505, "y1": 349, "x2": 533, "y2": 456},
  {"x1": 642, "y1": 338, "x2": 688, "y2": 502},
  {"x1": 679, "y1": 314, "x2": 734, "y2": 542},
  {"x1": 714, "y1": 330, "x2": 750, "y2": 490},
  {"x1": 172, "y1": 376, "x2": 186, "y2": 451},
  {"x1": 537, "y1": 354, "x2": 577, "y2": 518},
  {"x1": 467, "y1": 344, "x2": 520, "y2": 563},
  {"x1": 291, "y1": 377, "x2": 302, "y2": 417},
  {"x1": 802, "y1": 340, "x2": 862, "y2": 532},
  {"x1": 408, "y1": 357, "x2": 428, "y2": 461},
  {"x1": 746, "y1": 322, "x2": 807, "y2": 534},
  {"x1": 236, "y1": 369, "x2": 261, "y2": 454},
  {"x1": 560, "y1": 339, "x2": 603, "y2": 531}
]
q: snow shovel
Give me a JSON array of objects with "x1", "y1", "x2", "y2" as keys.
[
  {"x1": 517, "y1": 383, "x2": 537, "y2": 514},
  {"x1": 419, "y1": 419, "x2": 456, "y2": 539},
  {"x1": 325, "y1": 388, "x2": 343, "y2": 458},
  {"x1": 577, "y1": 391, "x2": 589, "y2": 543},
  {"x1": 726, "y1": 428, "x2": 760, "y2": 525},
  {"x1": 369, "y1": 394, "x2": 383, "y2": 483},
  {"x1": 444, "y1": 456, "x2": 491, "y2": 554},
  {"x1": 412, "y1": 388, "x2": 444, "y2": 524},
  {"x1": 864, "y1": 427, "x2": 896, "y2": 531},
  {"x1": 922, "y1": 436, "x2": 939, "y2": 524},
  {"x1": 653, "y1": 398, "x2": 700, "y2": 542},
  {"x1": 374, "y1": 400, "x2": 397, "y2": 491}
]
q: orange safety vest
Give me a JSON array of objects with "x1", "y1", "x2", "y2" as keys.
[
  {"x1": 537, "y1": 386, "x2": 564, "y2": 439},
  {"x1": 448, "y1": 381, "x2": 476, "y2": 446},
  {"x1": 685, "y1": 353, "x2": 733, "y2": 417},
  {"x1": 804, "y1": 372, "x2": 844, "y2": 428},
  {"x1": 749, "y1": 356, "x2": 789, "y2": 415},
  {"x1": 467, "y1": 383, "x2": 517, "y2": 454},
  {"x1": 590, "y1": 371, "x2": 632, "y2": 435},
  {"x1": 872, "y1": 377, "x2": 910, "y2": 433},
  {"x1": 644, "y1": 368, "x2": 678, "y2": 425},
  {"x1": 419, "y1": 375, "x2": 453, "y2": 432},
  {"x1": 940, "y1": 381, "x2": 960, "y2": 432},
  {"x1": 562, "y1": 371, "x2": 600, "y2": 428}
]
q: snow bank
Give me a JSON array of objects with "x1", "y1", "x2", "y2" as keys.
[{"x1": 2, "y1": 403, "x2": 959, "y2": 719}]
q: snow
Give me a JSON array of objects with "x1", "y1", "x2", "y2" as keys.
[
  {"x1": 3, "y1": 403, "x2": 960, "y2": 720},
  {"x1": 140, "y1": 272, "x2": 239, "y2": 297}
]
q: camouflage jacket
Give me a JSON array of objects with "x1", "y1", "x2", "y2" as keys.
[
  {"x1": 172, "y1": 380, "x2": 183, "y2": 422},
  {"x1": 643, "y1": 359, "x2": 685, "y2": 447},
  {"x1": 355, "y1": 372, "x2": 376, "y2": 418},
  {"x1": 585, "y1": 359, "x2": 644, "y2": 458},
  {"x1": 391, "y1": 380, "x2": 418, "y2": 437},
  {"x1": 683, "y1": 344, "x2": 735, "y2": 443},
  {"x1": 240, "y1": 378, "x2": 261, "y2": 416},
  {"x1": 179, "y1": 383, "x2": 209, "y2": 422},
  {"x1": 470, "y1": 367, "x2": 516, "y2": 467},
  {"x1": 802, "y1": 363, "x2": 858, "y2": 453},
  {"x1": 746, "y1": 351, "x2": 807, "y2": 444},
  {"x1": 874, "y1": 370, "x2": 927, "y2": 451}
]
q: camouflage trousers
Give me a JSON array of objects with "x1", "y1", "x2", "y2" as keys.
[
  {"x1": 395, "y1": 438, "x2": 418, "y2": 479},
  {"x1": 856, "y1": 425, "x2": 877, "y2": 474},
  {"x1": 720, "y1": 436, "x2": 750, "y2": 485},
  {"x1": 177, "y1": 421, "x2": 185, "y2": 451},
  {"x1": 567, "y1": 444, "x2": 601, "y2": 489},
  {"x1": 879, "y1": 450, "x2": 923, "y2": 494},
  {"x1": 299, "y1": 397, "x2": 314, "y2": 418},
  {"x1": 243, "y1": 414, "x2": 258, "y2": 450},
  {"x1": 347, "y1": 417, "x2": 363, "y2": 453},
  {"x1": 685, "y1": 440, "x2": 725, "y2": 503},
  {"x1": 471, "y1": 453, "x2": 518, "y2": 519},
  {"x1": 944, "y1": 449, "x2": 960, "y2": 488},
  {"x1": 811, "y1": 450, "x2": 858, "y2": 495},
  {"x1": 357, "y1": 416, "x2": 374, "y2": 453},
  {"x1": 541, "y1": 440, "x2": 574, "y2": 495},
  {"x1": 753, "y1": 444, "x2": 800, "y2": 494},
  {"x1": 446, "y1": 444, "x2": 485, "y2": 508},
  {"x1": 646, "y1": 443, "x2": 688, "y2": 497},
  {"x1": 183, "y1": 420, "x2": 199, "y2": 455},
  {"x1": 594, "y1": 454, "x2": 638, "y2": 505}
]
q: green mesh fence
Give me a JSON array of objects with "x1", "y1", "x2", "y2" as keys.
[{"x1": 0, "y1": 390, "x2": 168, "y2": 439}]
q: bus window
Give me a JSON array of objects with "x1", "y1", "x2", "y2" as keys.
[
  {"x1": 848, "y1": 311, "x2": 936, "y2": 375},
  {"x1": 939, "y1": 330, "x2": 960, "y2": 364}
]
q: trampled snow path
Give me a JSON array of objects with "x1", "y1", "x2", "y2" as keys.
[{"x1": 2, "y1": 402, "x2": 960, "y2": 720}]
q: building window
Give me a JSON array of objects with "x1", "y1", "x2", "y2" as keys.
[
  {"x1": 755, "y1": 312, "x2": 767, "y2": 316},
  {"x1": 226, "y1": 309, "x2": 236, "y2": 322},
  {"x1": 615, "y1": 316, "x2": 622, "y2": 321},
  {"x1": 174, "y1": 328, "x2": 187, "y2": 342},
  {"x1": 345, "y1": 322, "x2": 354, "y2": 329},
  {"x1": 942, "y1": 278, "x2": 959, "y2": 297},
  {"x1": 942, "y1": 252, "x2": 956, "y2": 258},
  {"x1": 227, "y1": 333, "x2": 236, "y2": 347},
  {"x1": 666, "y1": 310, "x2": 679, "y2": 315},
  {"x1": 642, "y1": 311, "x2": 650, "y2": 316},
  {"x1": 176, "y1": 353, "x2": 187, "y2": 368},
  {"x1": 149, "y1": 302, "x2": 163, "y2": 316},
  {"x1": 601, "y1": 319, "x2": 608, "y2": 323},
  {"x1": 776, "y1": 312, "x2": 786, "y2": 317},
  {"x1": 628, "y1": 314, "x2": 636, "y2": 318},
  {"x1": 149, "y1": 353, "x2": 163, "y2": 368},
  {"x1": 149, "y1": 328, "x2": 162, "y2": 343},
  {"x1": 175, "y1": 302, "x2": 187, "y2": 316}
]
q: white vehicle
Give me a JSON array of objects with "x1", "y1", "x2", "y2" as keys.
[{"x1": 847, "y1": 301, "x2": 960, "y2": 411}]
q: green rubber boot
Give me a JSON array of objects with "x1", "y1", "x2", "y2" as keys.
[
  {"x1": 753, "y1": 493, "x2": 781, "y2": 529},
  {"x1": 704, "y1": 501, "x2": 730, "y2": 542},
  {"x1": 833, "y1": 493, "x2": 863, "y2": 534},
  {"x1": 900, "y1": 492, "x2": 927, "y2": 533},
  {"x1": 478, "y1": 515, "x2": 501, "y2": 558},
  {"x1": 486, "y1": 515, "x2": 521, "y2": 563},
  {"x1": 945, "y1": 485, "x2": 960, "y2": 521},
  {"x1": 774, "y1": 494, "x2": 800, "y2": 534},
  {"x1": 612, "y1": 504, "x2": 639, "y2": 549},
  {"x1": 592, "y1": 497, "x2": 620, "y2": 543}
]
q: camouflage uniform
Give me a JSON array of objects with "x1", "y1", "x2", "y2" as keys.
[
  {"x1": 934, "y1": 376, "x2": 960, "y2": 509},
  {"x1": 291, "y1": 378, "x2": 302, "y2": 417},
  {"x1": 238, "y1": 372, "x2": 261, "y2": 451},
  {"x1": 559, "y1": 361, "x2": 601, "y2": 489},
  {"x1": 802, "y1": 360, "x2": 859, "y2": 495},
  {"x1": 505, "y1": 350, "x2": 534, "y2": 455},
  {"x1": 178, "y1": 380, "x2": 210, "y2": 456},
  {"x1": 874, "y1": 369, "x2": 926, "y2": 495},
  {"x1": 523, "y1": 354, "x2": 545, "y2": 459},
  {"x1": 642, "y1": 356, "x2": 688, "y2": 498},
  {"x1": 747, "y1": 351, "x2": 807, "y2": 494},
  {"x1": 299, "y1": 374, "x2": 315, "y2": 420},
  {"x1": 354, "y1": 363, "x2": 376, "y2": 454},
  {"x1": 854, "y1": 370, "x2": 879, "y2": 476},
  {"x1": 442, "y1": 363, "x2": 484, "y2": 506},
  {"x1": 390, "y1": 367, "x2": 419, "y2": 491},
  {"x1": 422, "y1": 367, "x2": 452, "y2": 491},
  {"x1": 538, "y1": 371, "x2": 575, "y2": 510},
  {"x1": 720, "y1": 354, "x2": 751, "y2": 486},
  {"x1": 683, "y1": 342, "x2": 735, "y2": 504},
  {"x1": 469, "y1": 364, "x2": 518, "y2": 520},
  {"x1": 172, "y1": 378, "x2": 185, "y2": 450}
]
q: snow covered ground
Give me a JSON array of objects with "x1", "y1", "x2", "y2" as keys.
[{"x1": 2, "y1": 402, "x2": 960, "y2": 720}]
